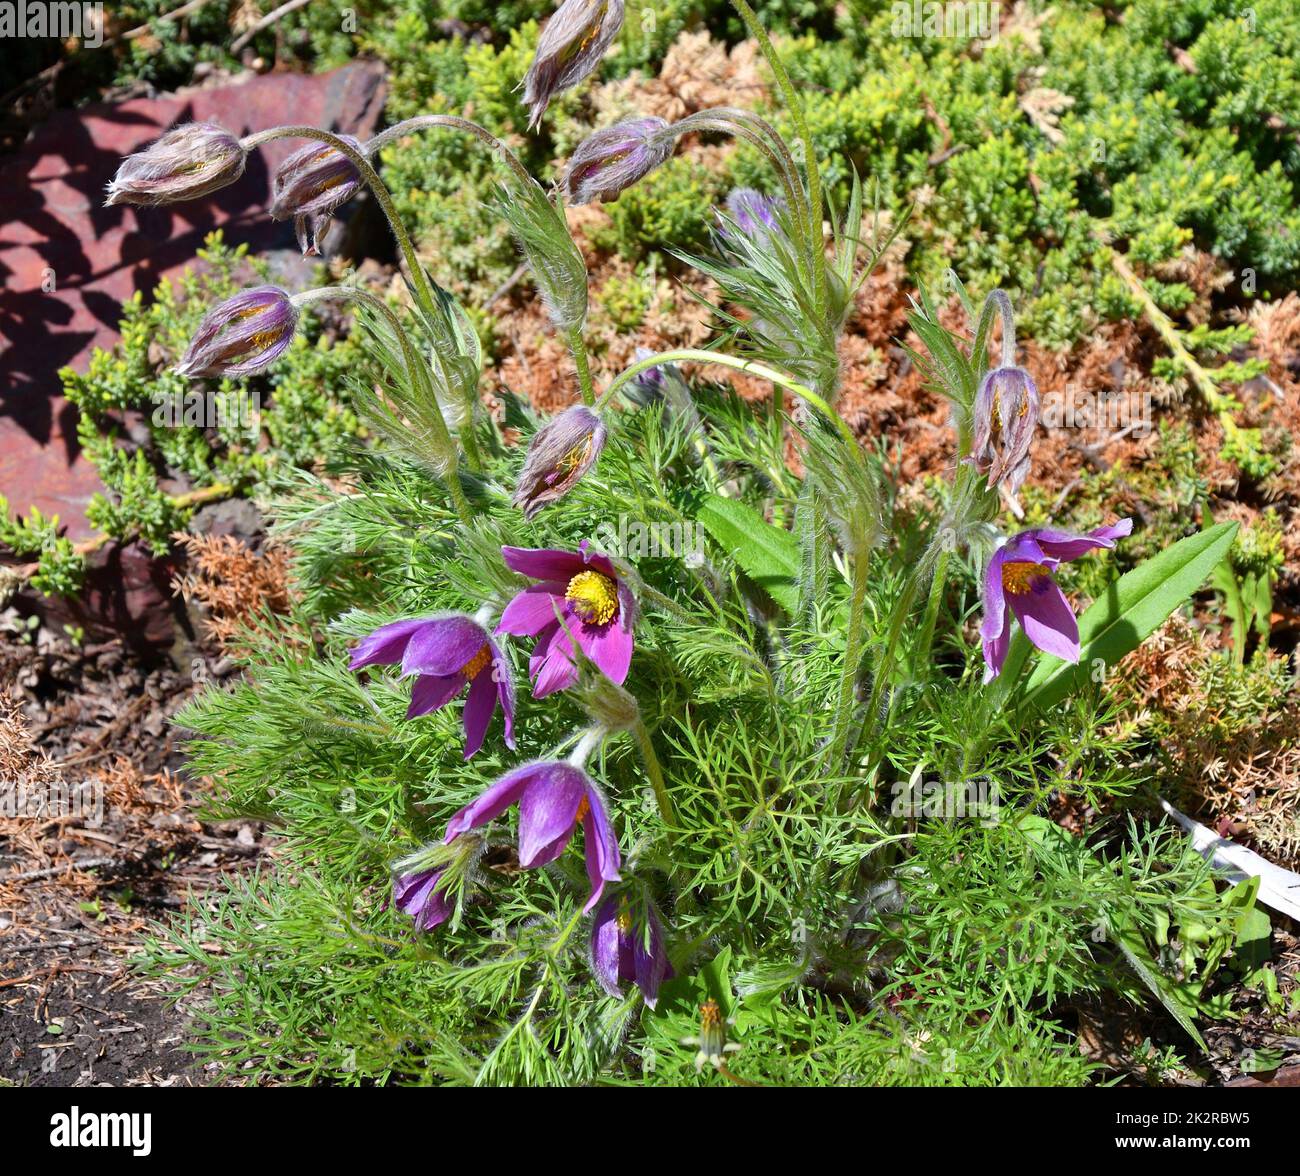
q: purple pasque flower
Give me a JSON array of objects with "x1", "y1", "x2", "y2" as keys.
[
  {"x1": 393, "y1": 867, "x2": 454, "y2": 931},
  {"x1": 105, "y1": 122, "x2": 247, "y2": 207},
  {"x1": 513, "y1": 405, "x2": 608, "y2": 519},
  {"x1": 444, "y1": 760, "x2": 621, "y2": 911},
  {"x1": 523, "y1": 0, "x2": 625, "y2": 130},
  {"x1": 968, "y1": 365, "x2": 1040, "y2": 497},
  {"x1": 981, "y1": 519, "x2": 1133, "y2": 681},
  {"x1": 722, "y1": 187, "x2": 784, "y2": 243},
  {"x1": 270, "y1": 135, "x2": 366, "y2": 256},
  {"x1": 176, "y1": 285, "x2": 298, "y2": 378},
  {"x1": 564, "y1": 117, "x2": 673, "y2": 204},
  {"x1": 497, "y1": 543, "x2": 637, "y2": 698},
  {"x1": 591, "y1": 894, "x2": 671, "y2": 1008},
  {"x1": 349, "y1": 614, "x2": 515, "y2": 759}
]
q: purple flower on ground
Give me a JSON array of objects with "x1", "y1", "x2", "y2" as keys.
[
  {"x1": 393, "y1": 867, "x2": 454, "y2": 931},
  {"x1": 270, "y1": 135, "x2": 366, "y2": 257},
  {"x1": 513, "y1": 405, "x2": 608, "y2": 519},
  {"x1": 497, "y1": 543, "x2": 637, "y2": 698},
  {"x1": 722, "y1": 187, "x2": 784, "y2": 242},
  {"x1": 349, "y1": 614, "x2": 515, "y2": 759},
  {"x1": 105, "y1": 122, "x2": 247, "y2": 207},
  {"x1": 444, "y1": 760, "x2": 621, "y2": 911},
  {"x1": 564, "y1": 117, "x2": 673, "y2": 204},
  {"x1": 981, "y1": 519, "x2": 1133, "y2": 681},
  {"x1": 175, "y1": 285, "x2": 298, "y2": 378},
  {"x1": 523, "y1": 0, "x2": 625, "y2": 130},
  {"x1": 590, "y1": 895, "x2": 672, "y2": 1007},
  {"x1": 968, "y1": 365, "x2": 1040, "y2": 497}
]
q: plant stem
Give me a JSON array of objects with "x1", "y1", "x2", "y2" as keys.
[
  {"x1": 914, "y1": 548, "x2": 950, "y2": 671},
  {"x1": 633, "y1": 716, "x2": 677, "y2": 827},
  {"x1": 568, "y1": 325, "x2": 596, "y2": 406},
  {"x1": 598, "y1": 348, "x2": 856, "y2": 447},
  {"x1": 369, "y1": 115, "x2": 533, "y2": 188},
  {"x1": 830, "y1": 546, "x2": 870, "y2": 767}
]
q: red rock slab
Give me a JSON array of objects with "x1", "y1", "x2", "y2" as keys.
[{"x1": 0, "y1": 61, "x2": 386, "y2": 541}]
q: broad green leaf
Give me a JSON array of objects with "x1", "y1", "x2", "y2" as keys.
[
  {"x1": 1023, "y1": 522, "x2": 1239, "y2": 710},
  {"x1": 697, "y1": 494, "x2": 799, "y2": 611}
]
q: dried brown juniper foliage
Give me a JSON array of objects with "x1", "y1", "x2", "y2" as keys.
[
  {"x1": 1112, "y1": 615, "x2": 1300, "y2": 866},
  {"x1": 171, "y1": 532, "x2": 292, "y2": 653}
]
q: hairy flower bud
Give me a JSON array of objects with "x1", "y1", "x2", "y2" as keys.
[
  {"x1": 523, "y1": 0, "x2": 625, "y2": 129},
  {"x1": 270, "y1": 135, "x2": 366, "y2": 256},
  {"x1": 105, "y1": 122, "x2": 247, "y2": 207},
  {"x1": 564, "y1": 117, "x2": 673, "y2": 205},
  {"x1": 722, "y1": 187, "x2": 784, "y2": 243},
  {"x1": 968, "y1": 366, "x2": 1040, "y2": 497},
  {"x1": 176, "y1": 286, "x2": 298, "y2": 378},
  {"x1": 512, "y1": 405, "x2": 607, "y2": 518}
]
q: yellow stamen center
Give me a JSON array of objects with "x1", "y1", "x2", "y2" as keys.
[
  {"x1": 615, "y1": 907, "x2": 632, "y2": 933},
  {"x1": 700, "y1": 1000, "x2": 722, "y2": 1030},
  {"x1": 1000, "y1": 560, "x2": 1053, "y2": 596},
  {"x1": 554, "y1": 436, "x2": 593, "y2": 480},
  {"x1": 565, "y1": 570, "x2": 619, "y2": 626},
  {"x1": 461, "y1": 644, "x2": 491, "y2": 681},
  {"x1": 574, "y1": 794, "x2": 591, "y2": 824}
]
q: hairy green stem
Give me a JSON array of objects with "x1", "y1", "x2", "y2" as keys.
[
  {"x1": 297, "y1": 285, "x2": 473, "y2": 525},
  {"x1": 568, "y1": 325, "x2": 596, "y2": 406},
  {"x1": 830, "y1": 545, "x2": 871, "y2": 767},
  {"x1": 633, "y1": 717, "x2": 677, "y2": 828}
]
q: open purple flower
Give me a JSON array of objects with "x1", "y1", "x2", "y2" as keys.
[
  {"x1": 591, "y1": 895, "x2": 671, "y2": 1008},
  {"x1": 444, "y1": 760, "x2": 621, "y2": 911},
  {"x1": 270, "y1": 135, "x2": 365, "y2": 257},
  {"x1": 968, "y1": 365, "x2": 1039, "y2": 497},
  {"x1": 393, "y1": 867, "x2": 454, "y2": 931},
  {"x1": 105, "y1": 122, "x2": 247, "y2": 207},
  {"x1": 564, "y1": 117, "x2": 673, "y2": 204},
  {"x1": 523, "y1": 0, "x2": 625, "y2": 129},
  {"x1": 176, "y1": 285, "x2": 298, "y2": 378},
  {"x1": 513, "y1": 405, "x2": 607, "y2": 519},
  {"x1": 497, "y1": 544, "x2": 637, "y2": 698},
  {"x1": 981, "y1": 519, "x2": 1133, "y2": 681},
  {"x1": 349, "y1": 614, "x2": 515, "y2": 759}
]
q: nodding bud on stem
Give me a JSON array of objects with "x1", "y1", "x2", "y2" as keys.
[
  {"x1": 523, "y1": 0, "x2": 625, "y2": 130},
  {"x1": 176, "y1": 286, "x2": 298, "y2": 378},
  {"x1": 968, "y1": 366, "x2": 1040, "y2": 497},
  {"x1": 270, "y1": 135, "x2": 366, "y2": 256},
  {"x1": 105, "y1": 122, "x2": 247, "y2": 207},
  {"x1": 564, "y1": 117, "x2": 673, "y2": 204},
  {"x1": 512, "y1": 405, "x2": 607, "y2": 518}
]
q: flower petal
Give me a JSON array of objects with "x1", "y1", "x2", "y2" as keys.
[
  {"x1": 348, "y1": 617, "x2": 428, "y2": 670},
  {"x1": 490, "y1": 640, "x2": 517, "y2": 750},
  {"x1": 1028, "y1": 518, "x2": 1134, "y2": 563},
  {"x1": 589, "y1": 898, "x2": 624, "y2": 999},
  {"x1": 497, "y1": 583, "x2": 566, "y2": 636},
  {"x1": 516, "y1": 764, "x2": 588, "y2": 868},
  {"x1": 406, "y1": 673, "x2": 465, "y2": 719},
  {"x1": 460, "y1": 669, "x2": 497, "y2": 760},
  {"x1": 577, "y1": 616, "x2": 633, "y2": 684},
  {"x1": 443, "y1": 763, "x2": 537, "y2": 843},
  {"x1": 401, "y1": 615, "x2": 487, "y2": 677},
  {"x1": 530, "y1": 620, "x2": 580, "y2": 698},
  {"x1": 501, "y1": 546, "x2": 586, "y2": 582},
  {"x1": 1009, "y1": 578, "x2": 1080, "y2": 663},
  {"x1": 580, "y1": 785, "x2": 622, "y2": 913}
]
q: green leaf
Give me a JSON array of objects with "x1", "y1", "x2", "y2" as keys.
[
  {"x1": 1111, "y1": 921, "x2": 1208, "y2": 1052},
  {"x1": 1023, "y1": 522, "x2": 1239, "y2": 710},
  {"x1": 697, "y1": 494, "x2": 799, "y2": 611}
]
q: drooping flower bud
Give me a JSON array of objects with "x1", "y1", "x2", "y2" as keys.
[
  {"x1": 512, "y1": 405, "x2": 607, "y2": 518},
  {"x1": 591, "y1": 893, "x2": 672, "y2": 1008},
  {"x1": 175, "y1": 286, "x2": 298, "y2": 378},
  {"x1": 522, "y1": 0, "x2": 625, "y2": 130},
  {"x1": 968, "y1": 365, "x2": 1039, "y2": 497},
  {"x1": 564, "y1": 117, "x2": 673, "y2": 205},
  {"x1": 269, "y1": 135, "x2": 365, "y2": 256},
  {"x1": 105, "y1": 122, "x2": 247, "y2": 207}
]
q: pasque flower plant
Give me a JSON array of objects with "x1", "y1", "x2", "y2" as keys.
[{"x1": 144, "y1": 0, "x2": 1249, "y2": 1086}]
